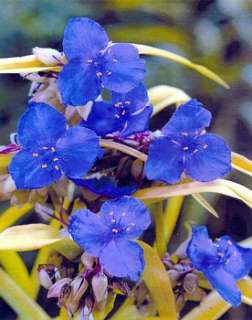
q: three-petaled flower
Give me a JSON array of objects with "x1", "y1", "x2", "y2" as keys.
[
  {"x1": 187, "y1": 225, "x2": 252, "y2": 307},
  {"x1": 68, "y1": 196, "x2": 151, "y2": 281},
  {"x1": 58, "y1": 17, "x2": 146, "y2": 106},
  {"x1": 9, "y1": 103, "x2": 102, "y2": 189},
  {"x1": 145, "y1": 99, "x2": 231, "y2": 183},
  {"x1": 82, "y1": 84, "x2": 153, "y2": 137}
]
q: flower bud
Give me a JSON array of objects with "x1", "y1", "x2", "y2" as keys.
[
  {"x1": 33, "y1": 47, "x2": 63, "y2": 66},
  {"x1": 167, "y1": 269, "x2": 181, "y2": 288},
  {"x1": 38, "y1": 266, "x2": 54, "y2": 289},
  {"x1": 81, "y1": 252, "x2": 95, "y2": 269},
  {"x1": 47, "y1": 278, "x2": 71, "y2": 299},
  {"x1": 92, "y1": 272, "x2": 108, "y2": 304},
  {"x1": 183, "y1": 273, "x2": 198, "y2": 295},
  {"x1": 65, "y1": 275, "x2": 88, "y2": 316}
]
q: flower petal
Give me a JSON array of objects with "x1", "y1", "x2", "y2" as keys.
[
  {"x1": 99, "y1": 197, "x2": 151, "y2": 239},
  {"x1": 187, "y1": 226, "x2": 218, "y2": 270},
  {"x1": 204, "y1": 266, "x2": 241, "y2": 307},
  {"x1": 71, "y1": 176, "x2": 138, "y2": 197},
  {"x1": 58, "y1": 59, "x2": 100, "y2": 106},
  {"x1": 99, "y1": 239, "x2": 144, "y2": 281},
  {"x1": 218, "y1": 236, "x2": 252, "y2": 280},
  {"x1": 145, "y1": 137, "x2": 184, "y2": 184},
  {"x1": 102, "y1": 44, "x2": 146, "y2": 93},
  {"x1": 111, "y1": 83, "x2": 149, "y2": 112},
  {"x1": 162, "y1": 99, "x2": 211, "y2": 135},
  {"x1": 63, "y1": 17, "x2": 109, "y2": 60},
  {"x1": 56, "y1": 126, "x2": 102, "y2": 178},
  {"x1": 9, "y1": 150, "x2": 61, "y2": 189},
  {"x1": 120, "y1": 105, "x2": 153, "y2": 137},
  {"x1": 82, "y1": 101, "x2": 123, "y2": 136},
  {"x1": 185, "y1": 133, "x2": 231, "y2": 182},
  {"x1": 68, "y1": 208, "x2": 109, "y2": 256},
  {"x1": 17, "y1": 103, "x2": 66, "y2": 150}
]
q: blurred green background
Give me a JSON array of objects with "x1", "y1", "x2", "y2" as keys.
[{"x1": 0, "y1": 0, "x2": 252, "y2": 319}]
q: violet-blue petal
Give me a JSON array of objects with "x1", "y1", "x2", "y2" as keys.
[
  {"x1": 162, "y1": 99, "x2": 211, "y2": 135},
  {"x1": 17, "y1": 103, "x2": 66, "y2": 150},
  {"x1": 56, "y1": 126, "x2": 102, "y2": 178},
  {"x1": 102, "y1": 44, "x2": 146, "y2": 93},
  {"x1": 71, "y1": 176, "x2": 138, "y2": 197},
  {"x1": 58, "y1": 59, "x2": 100, "y2": 106},
  {"x1": 185, "y1": 133, "x2": 231, "y2": 182},
  {"x1": 99, "y1": 239, "x2": 144, "y2": 281},
  {"x1": 145, "y1": 137, "x2": 184, "y2": 184},
  {"x1": 9, "y1": 150, "x2": 61, "y2": 189},
  {"x1": 120, "y1": 105, "x2": 153, "y2": 137},
  {"x1": 100, "y1": 197, "x2": 151, "y2": 239},
  {"x1": 83, "y1": 101, "x2": 123, "y2": 136},
  {"x1": 63, "y1": 17, "x2": 109, "y2": 60},
  {"x1": 187, "y1": 226, "x2": 218, "y2": 270},
  {"x1": 204, "y1": 266, "x2": 241, "y2": 307},
  {"x1": 68, "y1": 208, "x2": 109, "y2": 256},
  {"x1": 218, "y1": 236, "x2": 252, "y2": 280},
  {"x1": 111, "y1": 83, "x2": 149, "y2": 112}
]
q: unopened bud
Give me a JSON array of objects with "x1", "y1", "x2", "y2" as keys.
[
  {"x1": 0, "y1": 175, "x2": 16, "y2": 200},
  {"x1": 92, "y1": 273, "x2": 108, "y2": 304},
  {"x1": 66, "y1": 275, "x2": 89, "y2": 315},
  {"x1": 81, "y1": 252, "x2": 95, "y2": 269},
  {"x1": 183, "y1": 273, "x2": 198, "y2": 295},
  {"x1": 38, "y1": 267, "x2": 54, "y2": 289},
  {"x1": 131, "y1": 159, "x2": 144, "y2": 181},
  {"x1": 167, "y1": 269, "x2": 181, "y2": 288},
  {"x1": 47, "y1": 278, "x2": 71, "y2": 299},
  {"x1": 33, "y1": 47, "x2": 63, "y2": 66}
]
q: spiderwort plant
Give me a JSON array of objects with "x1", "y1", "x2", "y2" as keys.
[
  {"x1": 9, "y1": 103, "x2": 102, "y2": 189},
  {"x1": 187, "y1": 226, "x2": 252, "y2": 307},
  {"x1": 69, "y1": 197, "x2": 151, "y2": 281},
  {"x1": 59, "y1": 17, "x2": 146, "y2": 106},
  {"x1": 145, "y1": 99, "x2": 231, "y2": 184}
]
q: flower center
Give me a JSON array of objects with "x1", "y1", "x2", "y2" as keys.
[{"x1": 32, "y1": 145, "x2": 61, "y2": 172}]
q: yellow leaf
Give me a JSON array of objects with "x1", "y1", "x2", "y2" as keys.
[
  {"x1": 0, "y1": 153, "x2": 12, "y2": 173},
  {"x1": 152, "y1": 202, "x2": 166, "y2": 258},
  {"x1": 0, "y1": 55, "x2": 59, "y2": 73},
  {"x1": 134, "y1": 179, "x2": 252, "y2": 209},
  {"x1": 0, "y1": 267, "x2": 50, "y2": 320},
  {"x1": 163, "y1": 196, "x2": 184, "y2": 245},
  {"x1": 192, "y1": 194, "x2": 219, "y2": 218},
  {"x1": 138, "y1": 241, "x2": 177, "y2": 319},
  {"x1": 0, "y1": 223, "x2": 62, "y2": 251},
  {"x1": 148, "y1": 85, "x2": 190, "y2": 116},
  {"x1": 232, "y1": 152, "x2": 252, "y2": 177},
  {"x1": 134, "y1": 44, "x2": 229, "y2": 89},
  {"x1": 93, "y1": 293, "x2": 117, "y2": 320},
  {"x1": 182, "y1": 277, "x2": 252, "y2": 320},
  {"x1": 111, "y1": 303, "x2": 144, "y2": 320},
  {"x1": 0, "y1": 203, "x2": 32, "y2": 232}
]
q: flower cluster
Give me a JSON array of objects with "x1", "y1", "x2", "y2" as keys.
[{"x1": 2, "y1": 15, "x2": 250, "y2": 318}]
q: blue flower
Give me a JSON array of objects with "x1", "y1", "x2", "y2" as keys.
[
  {"x1": 68, "y1": 196, "x2": 151, "y2": 281},
  {"x1": 187, "y1": 226, "x2": 252, "y2": 307},
  {"x1": 71, "y1": 176, "x2": 138, "y2": 197},
  {"x1": 58, "y1": 17, "x2": 146, "y2": 106},
  {"x1": 82, "y1": 84, "x2": 153, "y2": 137},
  {"x1": 9, "y1": 103, "x2": 102, "y2": 189},
  {"x1": 145, "y1": 99, "x2": 231, "y2": 184}
]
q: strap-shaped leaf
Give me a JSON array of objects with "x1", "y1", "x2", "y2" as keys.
[
  {"x1": 0, "y1": 223, "x2": 62, "y2": 251},
  {"x1": 182, "y1": 277, "x2": 252, "y2": 320},
  {"x1": 192, "y1": 194, "x2": 219, "y2": 218},
  {"x1": 134, "y1": 179, "x2": 252, "y2": 208},
  {"x1": 232, "y1": 152, "x2": 252, "y2": 177},
  {"x1": 134, "y1": 44, "x2": 229, "y2": 89},
  {"x1": 138, "y1": 241, "x2": 177, "y2": 319},
  {"x1": 0, "y1": 267, "x2": 50, "y2": 320},
  {"x1": 148, "y1": 85, "x2": 190, "y2": 116},
  {"x1": 0, "y1": 204, "x2": 32, "y2": 232}
]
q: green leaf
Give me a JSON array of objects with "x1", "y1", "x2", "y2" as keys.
[
  {"x1": 0, "y1": 223, "x2": 62, "y2": 251},
  {"x1": 138, "y1": 241, "x2": 177, "y2": 319}
]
